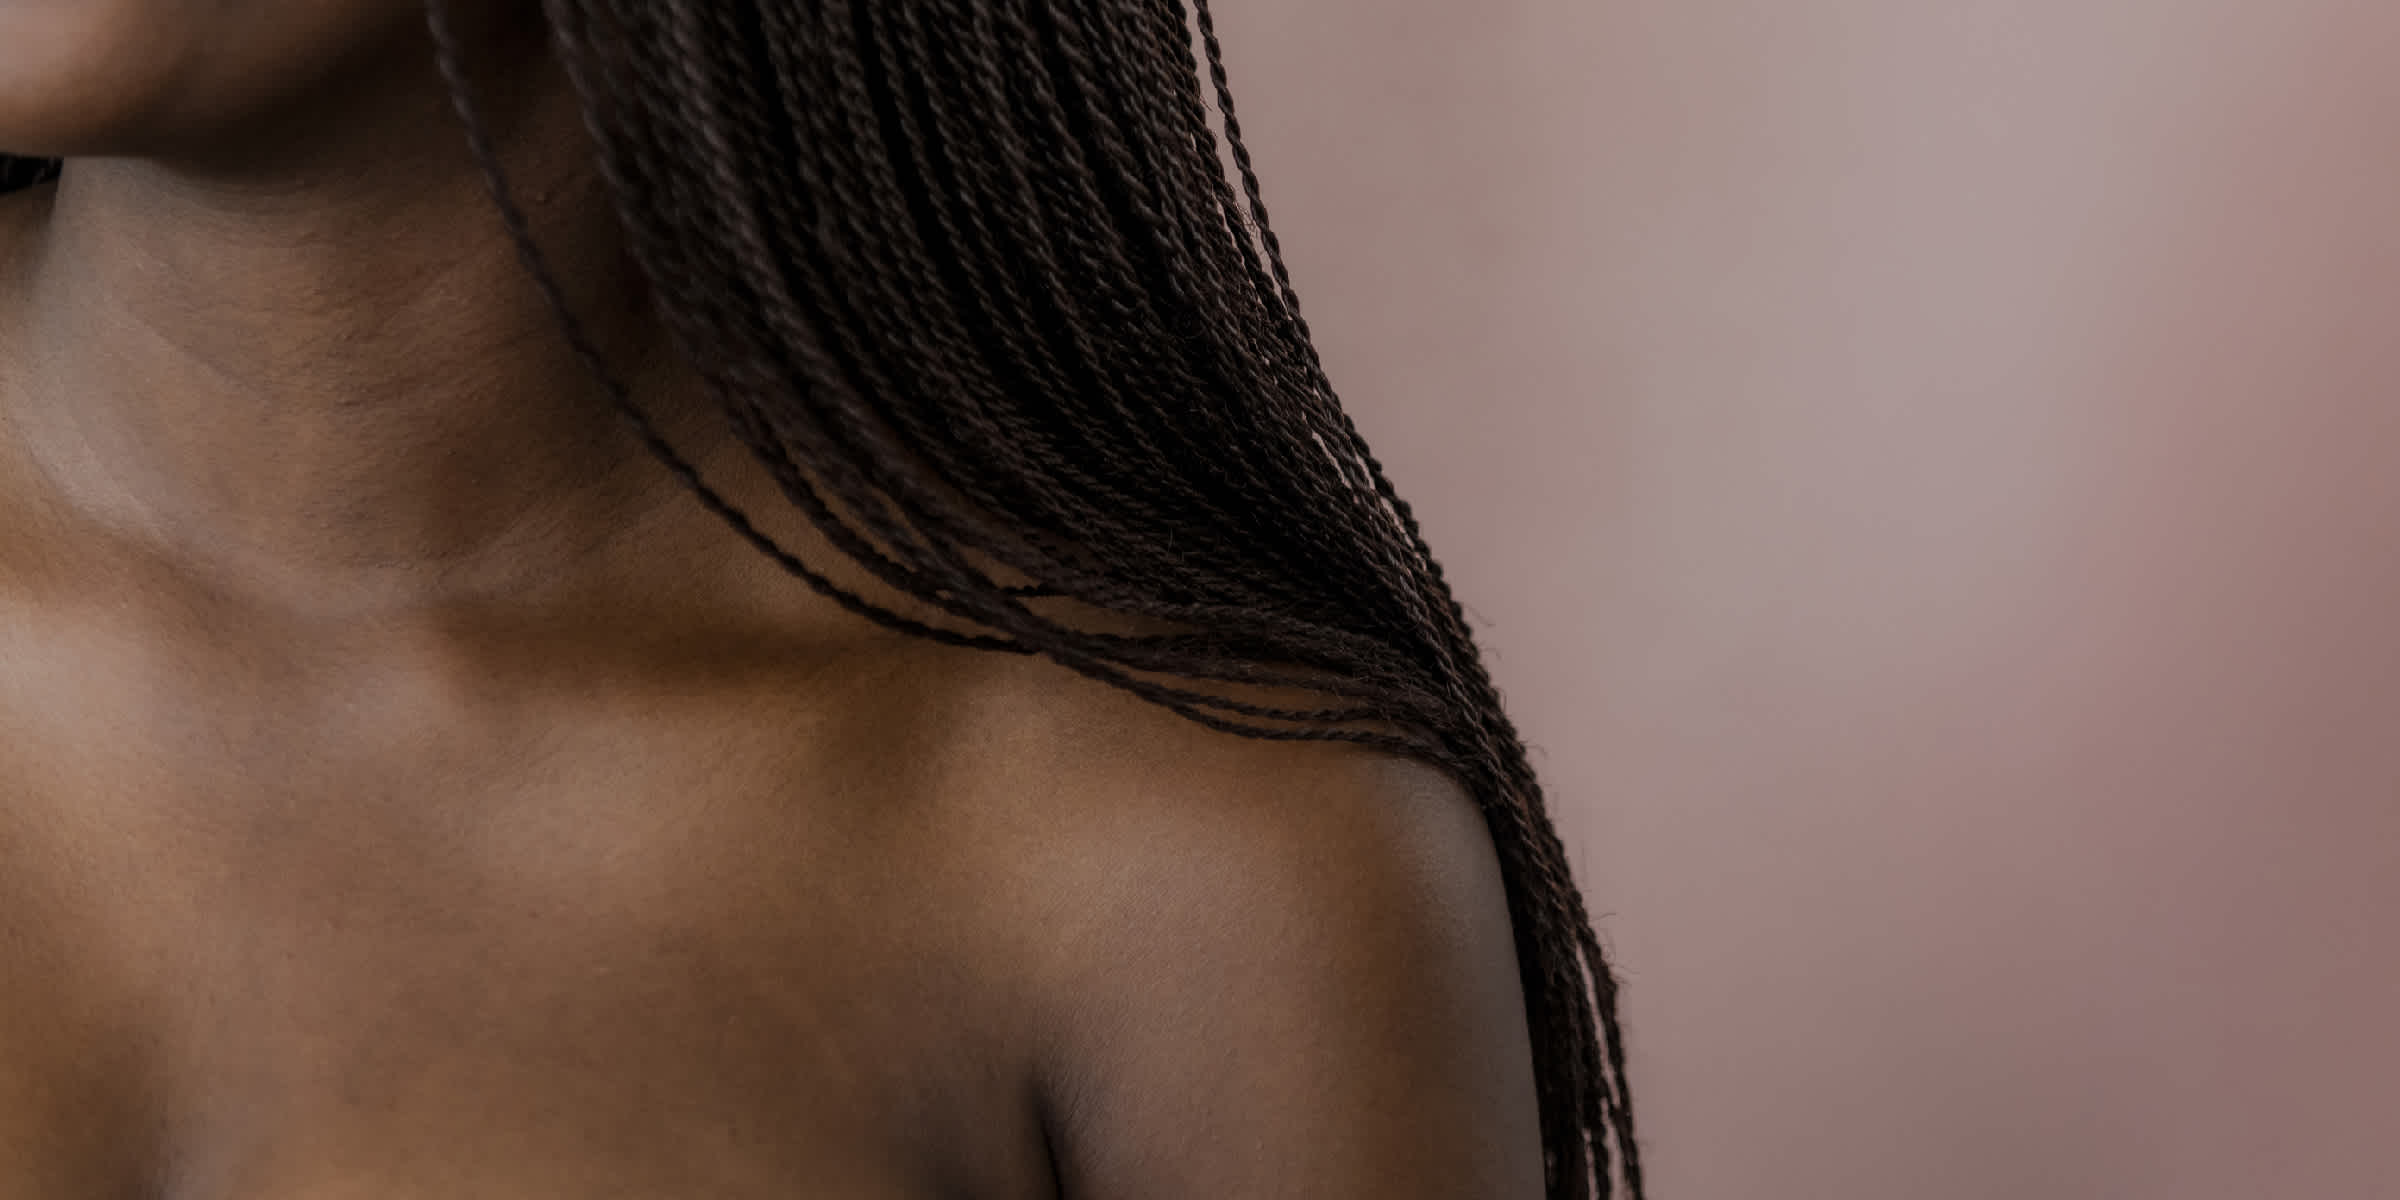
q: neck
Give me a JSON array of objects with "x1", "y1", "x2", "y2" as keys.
[{"x1": 0, "y1": 32, "x2": 727, "y2": 614}]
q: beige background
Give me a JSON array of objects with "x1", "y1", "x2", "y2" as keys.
[{"x1": 1213, "y1": 2, "x2": 2400, "y2": 1196}]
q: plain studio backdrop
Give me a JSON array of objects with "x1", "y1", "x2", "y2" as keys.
[{"x1": 1209, "y1": 2, "x2": 2400, "y2": 1197}]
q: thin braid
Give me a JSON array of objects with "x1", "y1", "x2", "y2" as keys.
[
  {"x1": 439, "y1": 8, "x2": 1440, "y2": 755},
  {"x1": 425, "y1": 1, "x2": 1645, "y2": 1195},
  {"x1": 565, "y1": 6, "x2": 1441, "y2": 725},
  {"x1": 1175, "y1": 15, "x2": 1646, "y2": 1180},
  {"x1": 425, "y1": 4, "x2": 1019, "y2": 657}
]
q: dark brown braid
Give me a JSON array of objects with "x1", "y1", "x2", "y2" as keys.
[{"x1": 0, "y1": 1, "x2": 1642, "y2": 1191}]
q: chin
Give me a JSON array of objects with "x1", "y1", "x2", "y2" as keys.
[
  {"x1": 0, "y1": 0, "x2": 198, "y2": 156},
  {"x1": 0, "y1": 0, "x2": 452, "y2": 162}
]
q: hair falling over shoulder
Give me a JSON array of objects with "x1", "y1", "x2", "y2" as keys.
[{"x1": 3, "y1": 3, "x2": 1643, "y2": 1191}]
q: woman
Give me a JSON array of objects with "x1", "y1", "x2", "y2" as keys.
[{"x1": 0, "y1": 1, "x2": 1640, "y2": 1196}]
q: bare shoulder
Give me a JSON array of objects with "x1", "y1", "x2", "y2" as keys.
[
  {"x1": 918, "y1": 648, "x2": 1506, "y2": 943},
  {"x1": 915, "y1": 651, "x2": 1546, "y2": 1199}
]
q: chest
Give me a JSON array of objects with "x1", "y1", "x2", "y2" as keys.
[{"x1": 0, "y1": 701, "x2": 1051, "y2": 1200}]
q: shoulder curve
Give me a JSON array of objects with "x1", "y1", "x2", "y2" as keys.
[{"x1": 920, "y1": 653, "x2": 1543, "y2": 1198}]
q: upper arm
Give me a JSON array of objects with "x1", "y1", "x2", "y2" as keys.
[{"x1": 1022, "y1": 749, "x2": 1544, "y2": 1200}]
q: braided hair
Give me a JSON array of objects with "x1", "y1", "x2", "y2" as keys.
[{"x1": 0, "y1": 1, "x2": 1642, "y2": 1193}]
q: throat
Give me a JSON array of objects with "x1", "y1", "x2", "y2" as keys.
[
  {"x1": 0, "y1": 156, "x2": 739, "y2": 606},
  {"x1": 0, "y1": 0, "x2": 742, "y2": 595}
]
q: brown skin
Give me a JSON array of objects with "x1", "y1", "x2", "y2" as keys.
[{"x1": 0, "y1": 2, "x2": 1544, "y2": 1197}]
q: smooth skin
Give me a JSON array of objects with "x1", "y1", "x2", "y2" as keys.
[{"x1": 0, "y1": 3, "x2": 1545, "y2": 1197}]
